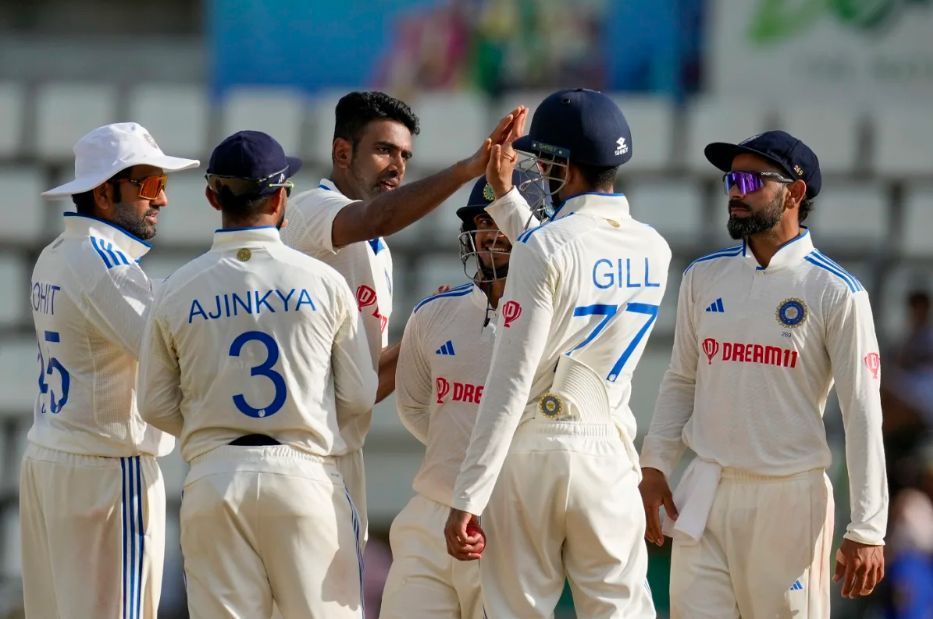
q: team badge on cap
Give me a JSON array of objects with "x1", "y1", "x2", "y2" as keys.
[
  {"x1": 482, "y1": 183, "x2": 495, "y2": 202},
  {"x1": 776, "y1": 298, "x2": 808, "y2": 328},
  {"x1": 539, "y1": 393, "x2": 563, "y2": 418}
]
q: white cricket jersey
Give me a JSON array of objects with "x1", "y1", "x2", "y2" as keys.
[
  {"x1": 452, "y1": 192, "x2": 672, "y2": 514},
  {"x1": 396, "y1": 282, "x2": 498, "y2": 507},
  {"x1": 27, "y1": 213, "x2": 172, "y2": 457},
  {"x1": 137, "y1": 227, "x2": 377, "y2": 463},
  {"x1": 640, "y1": 230, "x2": 888, "y2": 545},
  {"x1": 282, "y1": 178, "x2": 393, "y2": 368}
]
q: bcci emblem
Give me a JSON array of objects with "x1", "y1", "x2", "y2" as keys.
[
  {"x1": 142, "y1": 131, "x2": 160, "y2": 150},
  {"x1": 776, "y1": 298, "x2": 808, "y2": 328},
  {"x1": 482, "y1": 183, "x2": 496, "y2": 202},
  {"x1": 539, "y1": 393, "x2": 562, "y2": 418}
]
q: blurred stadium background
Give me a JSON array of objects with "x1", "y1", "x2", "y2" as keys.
[{"x1": 1, "y1": 0, "x2": 932, "y2": 617}]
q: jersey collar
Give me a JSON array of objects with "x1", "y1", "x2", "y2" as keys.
[
  {"x1": 551, "y1": 192, "x2": 631, "y2": 223},
  {"x1": 63, "y1": 212, "x2": 152, "y2": 259},
  {"x1": 744, "y1": 228, "x2": 814, "y2": 271},
  {"x1": 319, "y1": 177, "x2": 345, "y2": 195},
  {"x1": 210, "y1": 226, "x2": 284, "y2": 251}
]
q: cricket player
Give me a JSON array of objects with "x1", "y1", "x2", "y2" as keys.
[
  {"x1": 445, "y1": 89, "x2": 669, "y2": 618},
  {"x1": 281, "y1": 91, "x2": 525, "y2": 534},
  {"x1": 380, "y1": 171, "x2": 539, "y2": 619},
  {"x1": 639, "y1": 130, "x2": 888, "y2": 618},
  {"x1": 21, "y1": 122, "x2": 198, "y2": 618},
  {"x1": 137, "y1": 130, "x2": 377, "y2": 618}
]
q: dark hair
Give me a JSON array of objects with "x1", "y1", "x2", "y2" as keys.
[
  {"x1": 70, "y1": 168, "x2": 133, "y2": 214},
  {"x1": 211, "y1": 187, "x2": 273, "y2": 225},
  {"x1": 71, "y1": 190, "x2": 95, "y2": 214},
  {"x1": 574, "y1": 163, "x2": 619, "y2": 190},
  {"x1": 333, "y1": 91, "x2": 420, "y2": 147},
  {"x1": 799, "y1": 197, "x2": 813, "y2": 222}
]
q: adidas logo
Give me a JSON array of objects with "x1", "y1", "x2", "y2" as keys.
[
  {"x1": 789, "y1": 579, "x2": 804, "y2": 591},
  {"x1": 435, "y1": 340, "x2": 456, "y2": 356},
  {"x1": 705, "y1": 298, "x2": 725, "y2": 313}
]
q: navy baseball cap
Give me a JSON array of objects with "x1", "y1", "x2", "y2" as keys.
[
  {"x1": 704, "y1": 130, "x2": 821, "y2": 198},
  {"x1": 207, "y1": 130, "x2": 302, "y2": 196},
  {"x1": 456, "y1": 170, "x2": 545, "y2": 224},
  {"x1": 513, "y1": 89, "x2": 633, "y2": 167}
]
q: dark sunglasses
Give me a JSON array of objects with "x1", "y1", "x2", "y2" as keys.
[
  {"x1": 205, "y1": 168, "x2": 294, "y2": 198},
  {"x1": 722, "y1": 170, "x2": 794, "y2": 195},
  {"x1": 112, "y1": 175, "x2": 168, "y2": 201}
]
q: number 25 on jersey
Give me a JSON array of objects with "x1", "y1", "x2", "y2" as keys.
[{"x1": 37, "y1": 330, "x2": 70, "y2": 414}]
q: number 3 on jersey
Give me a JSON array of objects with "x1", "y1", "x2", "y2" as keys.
[
  {"x1": 229, "y1": 331, "x2": 286, "y2": 418},
  {"x1": 37, "y1": 330, "x2": 70, "y2": 414},
  {"x1": 570, "y1": 302, "x2": 659, "y2": 382}
]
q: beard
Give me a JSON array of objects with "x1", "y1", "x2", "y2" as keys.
[
  {"x1": 111, "y1": 204, "x2": 157, "y2": 240},
  {"x1": 726, "y1": 193, "x2": 785, "y2": 240}
]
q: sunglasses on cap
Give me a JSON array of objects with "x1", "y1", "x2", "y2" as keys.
[
  {"x1": 722, "y1": 170, "x2": 794, "y2": 195},
  {"x1": 112, "y1": 175, "x2": 168, "y2": 201},
  {"x1": 205, "y1": 168, "x2": 294, "y2": 198}
]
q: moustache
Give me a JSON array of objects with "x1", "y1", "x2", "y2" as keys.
[{"x1": 728, "y1": 199, "x2": 751, "y2": 210}]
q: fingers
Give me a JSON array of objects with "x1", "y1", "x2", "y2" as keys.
[
  {"x1": 444, "y1": 510, "x2": 483, "y2": 562},
  {"x1": 489, "y1": 109, "x2": 519, "y2": 143},
  {"x1": 513, "y1": 107, "x2": 527, "y2": 140},
  {"x1": 643, "y1": 504, "x2": 663, "y2": 547}
]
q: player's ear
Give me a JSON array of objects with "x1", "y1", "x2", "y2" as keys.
[
  {"x1": 204, "y1": 187, "x2": 223, "y2": 212},
  {"x1": 333, "y1": 137, "x2": 352, "y2": 170},
  {"x1": 93, "y1": 182, "x2": 113, "y2": 213},
  {"x1": 786, "y1": 179, "x2": 806, "y2": 207}
]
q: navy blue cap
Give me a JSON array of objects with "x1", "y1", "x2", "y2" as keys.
[
  {"x1": 207, "y1": 130, "x2": 302, "y2": 185},
  {"x1": 456, "y1": 170, "x2": 544, "y2": 224},
  {"x1": 705, "y1": 130, "x2": 821, "y2": 198},
  {"x1": 513, "y1": 89, "x2": 632, "y2": 167}
]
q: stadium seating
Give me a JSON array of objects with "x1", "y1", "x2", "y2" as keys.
[
  {"x1": 0, "y1": 256, "x2": 25, "y2": 329},
  {"x1": 773, "y1": 101, "x2": 863, "y2": 175},
  {"x1": 34, "y1": 83, "x2": 118, "y2": 161},
  {"x1": 0, "y1": 83, "x2": 24, "y2": 159},
  {"x1": 127, "y1": 84, "x2": 210, "y2": 160},
  {"x1": 0, "y1": 166, "x2": 48, "y2": 246},
  {"x1": 681, "y1": 96, "x2": 771, "y2": 174},
  {"x1": 872, "y1": 104, "x2": 933, "y2": 177},
  {"x1": 902, "y1": 181, "x2": 933, "y2": 258},
  {"x1": 610, "y1": 95, "x2": 676, "y2": 172},
  {"x1": 409, "y1": 92, "x2": 488, "y2": 168},
  {"x1": 625, "y1": 178, "x2": 705, "y2": 243},
  {"x1": 220, "y1": 88, "x2": 307, "y2": 156},
  {"x1": 806, "y1": 180, "x2": 889, "y2": 248}
]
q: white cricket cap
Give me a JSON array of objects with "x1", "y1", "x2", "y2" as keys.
[{"x1": 42, "y1": 122, "x2": 200, "y2": 198}]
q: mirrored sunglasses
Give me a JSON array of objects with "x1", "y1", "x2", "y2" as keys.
[
  {"x1": 114, "y1": 175, "x2": 168, "y2": 200},
  {"x1": 722, "y1": 170, "x2": 794, "y2": 195}
]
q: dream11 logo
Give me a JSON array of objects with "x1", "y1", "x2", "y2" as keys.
[
  {"x1": 502, "y1": 300, "x2": 522, "y2": 328},
  {"x1": 435, "y1": 377, "x2": 451, "y2": 404},
  {"x1": 703, "y1": 338, "x2": 719, "y2": 365},
  {"x1": 356, "y1": 284, "x2": 388, "y2": 332},
  {"x1": 863, "y1": 352, "x2": 881, "y2": 379}
]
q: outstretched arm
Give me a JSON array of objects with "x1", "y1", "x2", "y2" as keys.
[{"x1": 330, "y1": 108, "x2": 525, "y2": 248}]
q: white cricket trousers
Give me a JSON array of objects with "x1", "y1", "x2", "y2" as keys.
[
  {"x1": 337, "y1": 447, "x2": 368, "y2": 542},
  {"x1": 180, "y1": 445, "x2": 364, "y2": 619},
  {"x1": 670, "y1": 468, "x2": 834, "y2": 619},
  {"x1": 380, "y1": 494, "x2": 484, "y2": 619},
  {"x1": 482, "y1": 419, "x2": 656, "y2": 619},
  {"x1": 19, "y1": 443, "x2": 165, "y2": 619}
]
